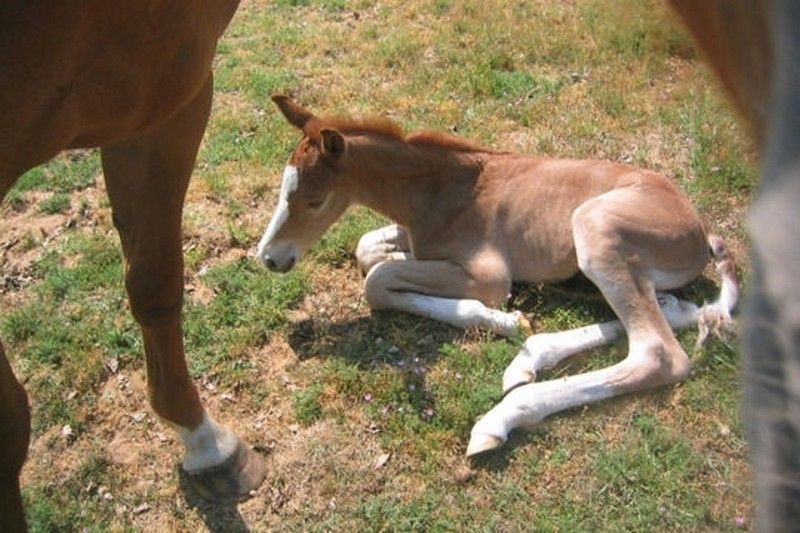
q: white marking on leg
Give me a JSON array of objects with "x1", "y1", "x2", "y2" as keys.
[
  {"x1": 655, "y1": 292, "x2": 699, "y2": 329},
  {"x1": 502, "y1": 321, "x2": 624, "y2": 392},
  {"x1": 256, "y1": 165, "x2": 299, "y2": 262},
  {"x1": 171, "y1": 414, "x2": 239, "y2": 472},
  {"x1": 392, "y1": 292, "x2": 523, "y2": 337},
  {"x1": 469, "y1": 360, "x2": 631, "y2": 455}
]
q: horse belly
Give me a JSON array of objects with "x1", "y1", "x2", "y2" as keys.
[
  {"x1": 500, "y1": 202, "x2": 581, "y2": 283},
  {"x1": 509, "y1": 236, "x2": 580, "y2": 283},
  {"x1": 1, "y1": 1, "x2": 235, "y2": 166}
]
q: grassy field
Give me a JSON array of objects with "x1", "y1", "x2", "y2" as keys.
[{"x1": 1, "y1": 0, "x2": 756, "y2": 530}]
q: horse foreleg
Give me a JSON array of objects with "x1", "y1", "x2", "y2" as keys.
[
  {"x1": 100, "y1": 76, "x2": 264, "y2": 501},
  {"x1": 355, "y1": 224, "x2": 413, "y2": 275},
  {"x1": 363, "y1": 259, "x2": 530, "y2": 336},
  {"x1": 0, "y1": 342, "x2": 30, "y2": 532}
]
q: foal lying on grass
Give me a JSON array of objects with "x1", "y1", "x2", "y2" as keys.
[{"x1": 256, "y1": 95, "x2": 738, "y2": 456}]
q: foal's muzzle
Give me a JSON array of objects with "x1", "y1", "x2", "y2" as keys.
[
  {"x1": 257, "y1": 241, "x2": 299, "y2": 273},
  {"x1": 264, "y1": 255, "x2": 296, "y2": 273}
]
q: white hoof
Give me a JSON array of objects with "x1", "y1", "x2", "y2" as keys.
[
  {"x1": 502, "y1": 366, "x2": 536, "y2": 395},
  {"x1": 466, "y1": 432, "x2": 505, "y2": 457},
  {"x1": 492, "y1": 310, "x2": 533, "y2": 338},
  {"x1": 515, "y1": 311, "x2": 534, "y2": 337}
]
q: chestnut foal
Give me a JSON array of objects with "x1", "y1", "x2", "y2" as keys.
[
  {"x1": 257, "y1": 95, "x2": 737, "y2": 457},
  {"x1": 1, "y1": 3, "x2": 264, "y2": 530}
]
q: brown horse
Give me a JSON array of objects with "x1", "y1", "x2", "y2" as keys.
[
  {"x1": 0, "y1": 2, "x2": 265, "y2": 530},
  {"x1": 257, "y1": 95, "x2": 738, "y2": 456}
]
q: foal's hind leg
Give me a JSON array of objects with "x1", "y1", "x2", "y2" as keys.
[
  {"x1": 101, "y1": 77, "x2": 264, "y2": 500},
  {"x1": 468, "y1": 185, "x2": 707, "y2": 455},
  {"x1": 356, "y1": 224, "x2": 412, "y2": 274},
  {"x1": 501, "y1": 293, "x2": 699, "y2": 393}
]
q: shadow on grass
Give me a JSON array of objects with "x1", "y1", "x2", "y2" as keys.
[
  {"x1": 287, "y1": 311, "x2": 459, "y2": 367},
  {"x1": 178, "y1": 467, "x2": 251, "y2": 533}
]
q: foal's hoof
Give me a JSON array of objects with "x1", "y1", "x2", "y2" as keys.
[
  {"x1": 466, "y1": 432, "x2": 505, "y2": 457},
  {"x1": 502, "y1": 368, "x2": 536, "y2": 395},
  {"x1": 517, "y1": 313, "x2": 534, "y2": 337},
  {"x1": 183, "y1": 441, "x2": 267, "y2": 501}
]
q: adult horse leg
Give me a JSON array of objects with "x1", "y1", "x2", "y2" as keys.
[
  {"x1": 0, "y1": 342, "x2": 30, "y2": 533},
  {"x1": 0, "y1": 173, "x2": 31, "y2": 531},
  {"x1": 467, "y1": 186, "x2": 705, "y2": 455},
  {"x1": 100, "y1": 76, "x2": 265, "y2": 500},
  {"x1": 668, "y1": 2, "x2": 800, "y2": 525},
  {"x1": 364, "y1": 258, "x2": 531, "y2": 336}
]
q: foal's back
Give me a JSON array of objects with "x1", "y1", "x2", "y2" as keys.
[{"x1": 476, "y1": 153, "x2": 706, "y2": 283}]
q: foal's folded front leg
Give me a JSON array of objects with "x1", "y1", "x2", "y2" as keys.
[
  {"x1": 356, "y1": 224, "x2": 413, "y2": 275},
  {"x1": 363, "y1": 259, "x2": 531, "y2": 337}
]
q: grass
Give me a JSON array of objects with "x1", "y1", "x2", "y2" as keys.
[{"x1": 1, "y1": 0, "x2": 755, "y2": 530}]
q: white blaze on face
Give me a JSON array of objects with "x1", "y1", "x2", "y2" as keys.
[{"x1": 256, "y1": 165, "x2": 299, "y2": 265}]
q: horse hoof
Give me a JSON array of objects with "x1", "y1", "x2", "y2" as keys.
[
  {"x1": 502, "y1": 368, "x2": 536, "y2": 395},
  {"x1": 466, "y1": 432, "x2": 505, "y2": 457},
  {"x1": 182, "y1": 440, "x2": 266, "y2": 501},
  {"x1": 517, "y1": 314, "x2": 534, "y2": 337}
]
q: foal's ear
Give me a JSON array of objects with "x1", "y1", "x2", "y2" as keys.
[
  {"x1": 272, "y1": 95, "x2": 315, "y2": 130},
  {"x1": 320, "y1": 128, "x2": 345, "y2": 159}
]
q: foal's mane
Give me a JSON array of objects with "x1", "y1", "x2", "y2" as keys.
[{"x1": 318, "y1": 115, "x2": 490, "y2": 152}]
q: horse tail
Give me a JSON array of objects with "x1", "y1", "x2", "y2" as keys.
[{"x1": 695, "y1": 234, "x2": 740, "y2": 347}]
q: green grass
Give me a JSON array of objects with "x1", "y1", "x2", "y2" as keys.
[
  {"x1": 310, "y1": 207, "x2": 389, "y2": 267},
  {"x1": 22, "y1": 451, "x2": 125, "y2": 533},
  {"x1": 293, "y1": 383, "x2": 324, "y2": 424},
  {"x1": 184, "y1": 258, "x2": 308, "y2": 381},
  {"x1": 14, "y1": 150, "x2": 100, "y2": 194},
  {"x1": 1, "y1": 0, "x2": 755, "y2": 530}
]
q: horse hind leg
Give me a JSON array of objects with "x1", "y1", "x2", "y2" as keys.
[
  {"x1": 468, "y1": 189, "x2": 703, "y2": 455},
  {"x1": 101, "y1": 76, "x2": 264, "y2": 501},
  {"x1": 0, "y1": 342, "x2": 30, "y2": 533},
  {"x1": 500, "y1": 293, "x2": 702, "y2": 393}
]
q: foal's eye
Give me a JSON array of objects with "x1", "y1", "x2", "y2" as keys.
[{"x1": 308, "y1": 200, "x2": 324, "y2": 209}]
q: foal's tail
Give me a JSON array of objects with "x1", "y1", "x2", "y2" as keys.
[{"x1": 695, "y1": 234, "x2": 739, "y2": 347}]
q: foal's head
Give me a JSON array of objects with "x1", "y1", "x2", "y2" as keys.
[{"x1": 256, "y1": 96, "x2": 350, "y2": 272}]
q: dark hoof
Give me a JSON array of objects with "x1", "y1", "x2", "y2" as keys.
[{"x1": 182, "y1": 441, "x2": 266, "y2": 502}]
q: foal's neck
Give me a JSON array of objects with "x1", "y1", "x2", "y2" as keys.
[{"x1": 344, "y1": 133, "x2": 487, "y2": 226}]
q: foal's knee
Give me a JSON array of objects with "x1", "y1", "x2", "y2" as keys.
[
  {"x1": 355, "y1": 234, "x2": 382, "y2": 275},
  {"x1": 356, "y1": 225, "x2": 407, "y2": 275},
  {"x1": 363, "y1": 261, "x2": 393, "y2": 309}
]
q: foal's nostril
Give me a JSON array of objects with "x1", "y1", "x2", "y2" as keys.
[{"x1": 265, "y1": 258, "x2": 278, "y2": 271}]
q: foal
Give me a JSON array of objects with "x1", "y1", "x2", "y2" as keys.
[{"x1": 257, "y1": 95, "x2": 738, "y2": 456}]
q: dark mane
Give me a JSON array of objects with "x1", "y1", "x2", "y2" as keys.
[{"x1": 318, "y1": 114, "x2": 492, "y2": 152}]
